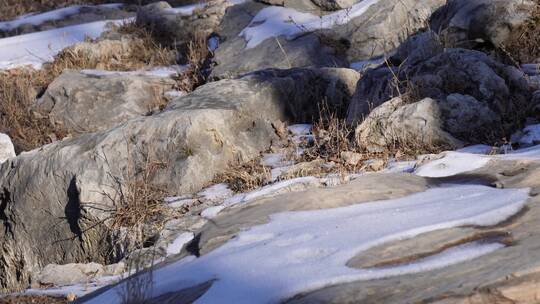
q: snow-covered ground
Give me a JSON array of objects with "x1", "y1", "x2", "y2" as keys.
[
  {"x1": 0, "y1": 19, "x2": 128, "y2": 69},
  {"x1": 0, "y1": 3, "x2": 123, "y2": 31},
  {"x1": 240, "y1": 0, "x2": 381, "y2": 48},
  {"x1": 83, "y1": 184, "x2": 529, "y2": 303}
]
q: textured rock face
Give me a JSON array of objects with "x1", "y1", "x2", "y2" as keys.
[
  {"x1": 355, "y1": 95, "x2": 499, "y2": 152},
  {"x1": 36, "y1": 70, "x2": 177, "y2": 135},
  {"x1": 430, "y1": 0, "x2": 537, "y2": 49},
  {"x1": 328, "y1": 0, "x2": 446, "y2": 62},
  {"x1": 136, "y1": 0, "x2": 229, "y2": 48},
  {"x1": 35, "y1": 262, "x2": 124, "y2": 287},
  {"x1": 0, "y1": 133, "x2": 15, "y2": 163},
  {"x1": 348, "y1": 36, "x2": 534, "y2": 150},
  {"x1": 210, "y1": 1, "x2": 348, "y2": 79},
  {"x1": 311, "y1": 0, "x2": 356, "y2": 11},
  {"x1": 0, "y1": 67, "x2": 358, "y2": 292}
]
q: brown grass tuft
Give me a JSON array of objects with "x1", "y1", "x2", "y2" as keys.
[
  {"x1": 499, "y1": 3, "x2": 540, "y2": 64},
  {"x1": 214, "y1": 160, "x2": 272, "y2": 193}
]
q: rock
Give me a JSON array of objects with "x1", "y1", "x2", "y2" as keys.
[
  {"x1": 430, "y1": 0, "x2": 537, "y2": 49},
  {"x1": 136, "y1": 1, "x2": 229, "y2": 48},
  {"x1": 340, "y1": 151, "x2": 363, "y2": 166},
  {"x1": 0, "y1": 133, "x2": 16, "y2": 163},
  {"x1": 327, "y1": 0, "x2": 446, "y2": 63},
  {"x1": 36, "y1": 70, "x2": 177, "y2": 135},
  {"x1": 287, "y1": 160, "x2": 540, "y2": 304},
  {"x1": 210, "y1": 1, "x2": 348, "y2": 79},
  {"x1": 212, "y1": 0, "x2": 443, "y2": 78},
  {"x1": 36, "y1": 263, "x2": 104, "y2": 287},
  {"x1": 0, "y1": 67, "x2": 358, "y2": 291},
  {"x1": 311, "y1": 0, "x2": 356, "y2": 11},
  {"x1": 349, "y1": 46, "x2": 535, "y2": 150},
  {"x1": 355, "y1": 96, "x2": 499, "y2": 152}
]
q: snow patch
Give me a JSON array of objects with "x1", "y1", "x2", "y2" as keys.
[
  {"x1": 166, "y1": 232, "x2": 195, "y2": 256},
  {"x1": 0, "y1": 3, "x2": 123, "y2": 31},
  {"x1": 415, "y1": 151, "x2": 491, "y2": 178},
  {"x1": 239, "y1": 0, "x2": 380, "y2": 48},
  {"x1": 0, "y1": 19, "x2": 130, "y2": 70},
  {"x1": 80, "y1": 65, "x2": 187, "y2": 78},
  {"x1": 83, "y1": 185, "x2": 529, "y2": 303}
]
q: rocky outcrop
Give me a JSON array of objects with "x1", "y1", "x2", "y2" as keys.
[
  {"x1": 0, "y1": 67, "x2": 358, "y2": 291},
  {"x1": 36, "y1": 70, "x2": 177, "y2": 135},
  {"x1": 430, "y1": 0, "x2": 537, "y2": 49},
  {"x1": 211, "y1": 0, "x2": 444, "y2": 78},
  {"x1": 136, "y1": 1, "x2": 229, "y2": 49},
  {"x1": 348, "y1": 33, "x2": 535, "y2": 150},
  {"x1": 35, "y1": 262, "x2": 124, "y2": 287}
]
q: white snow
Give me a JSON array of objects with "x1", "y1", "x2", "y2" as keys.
[
  {"x1": 239, "y1": 0, "x2": 380, "y2": 48},
  {"x1": 166, "y1": 232, "x2": 195, "y2": 256},
  {"x1": 198, "y1": 183, "x2": 233, "y2": 202},
  {"x1": 201, "y1": 206, "x2": 226, "y2": 219},
  {"x1": 415, "y1": 151, "x2": 491, "y2": 178},
  {"x1": 261, "y1": 152, "x2": 293, "y2": 168},
  {"x1": 0, "y1": 19, "x2": 130, "y2": 69},
  {"x1": 0, "y1": 133, "x2": 16, "y2": 164},
  {"x1": 0, "y1": 4, "x2": 123, "y2": 31},
  {"x1": 164, "y1": 90, "x2": 187, "y2": 100},
  {"x1": 415, "y1": 144, "x2": 540, "y2": 178},
  {"x1": 83, "y1": 184, "x2": 529, "y2": 304}
]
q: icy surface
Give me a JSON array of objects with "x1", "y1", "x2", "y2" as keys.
[
  {"x1": 416, "y1": 145, "x2": 540, "y2": 177},
  {"x1": 166, "y1": 232, "x2": 195, "y2": 256},
  {"x1": 84, "y1": 184, "x2": 529, "y2": 303},
  {"x1": 350, "y1": 57, "x2": 385, "y2": 71},
  {"x1": 0, "y1": 19, "x2": 129, "y2": 69},
  {"x1": 240, "y1": 0, "x2": 380, "y2": 48},
  {"x1": 288, "y1": 124, "x2": 312, "y2": 136},
  {"x1": 415, "y1": 152, "x2": 491, "y2": 178},
  {"x1": 0, "y1": 4, "x2": 123, "y2": 31}
]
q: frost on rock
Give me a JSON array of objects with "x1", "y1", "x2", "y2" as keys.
[
  {"x1": 0, "y1": 133, "x2": 16, "y2": 164},
  {"x1": 239, "y1": 0, "x2": 380, "y2": 48},
  {"x1": 84, "y1": 185, "x2": 529, "y2": 304}
]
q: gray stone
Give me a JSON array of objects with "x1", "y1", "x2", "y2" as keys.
[
  {"x1": 348, "y1": 46, "x2": 534, "y2": 149},
  {"x1": 0, "y1": 67, "x2": 358, "y2": 291},
  {"x1": 36, "y1": 263, "x2": 104, "y2": 287},
  {"x1": 311, "y1": 0, "x2": 356, "y2": 11},
  {"x1": 36, "y1": 70, "x2": 177, "y2": 135},
  {"x1": 430, "y1": 0, "x2": 537, "y2": 49},
  {"x1": 136, "y1": 0, "x2": 229, "y2": 49}
]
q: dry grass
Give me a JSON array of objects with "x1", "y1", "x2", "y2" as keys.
[
  {"x1": 176, "y1": 31, "x2": 212, "y2": 92},
  {"x1": 499, "y1": 3, "x2": 540, "y2": 64},
  {"x1": 214, "y1": 160, "x2": 272, "y2": 193},
  {"x1": 0, "y1": 22, "x2": 177, "y2": 152}
]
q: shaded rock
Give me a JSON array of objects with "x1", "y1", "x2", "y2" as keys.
[
  {"x1": 0, "y1": 133, "x2": 15, "y2": 163},
  {"x1": 36, "y1": 70, "x2": 177, "y2": 135},
  {"x1": 0, "y1": 67, "x2": 357, "y2": 291},
  {"x1": 136, "y1": 1, "x2": 229, "y2": 49},
  {"x1": 328, "y1": 0, "x2": 446, "y2": 62},
  {"x1": 349, "y1": 46, "x2": 534, "y2": 150},
  {"x1": 210, "y1": 1, "x2": 348, "y2": 79},
  {"x1": 430, "y1": 0, "x2": 537, "y2": 49},
  {"x1": 311, "y1": 0, "x2": 356, "y2": 11},
  {"x1": 355, "y1": 95, "x2": 500, "y2": 152}
]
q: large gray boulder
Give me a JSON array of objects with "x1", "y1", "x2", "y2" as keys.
[
  {"x1": 210, "y1": 0, "x2": 444, "y2": 78},
  {"x1": 430, "y1": 0, "x2": 537, "y2": 49},
  {"x1": 0, "y1": 67, "x2": 358, "y2": 292},
  {"x1": 348, "y1": 38, "x2": 534, "y2": 150},
  {"x1": 355, "y1": 95, "x2": 499, "y2": 152},
  {"x1": 0, "y1": 133, "x2": 15, "y2": 163},
  {"x1": 210, "y1": 1, "x2": 348, "y2": 79},
  {"x1": 36, "y1": 70, "x2": 177, "y2": 135},
  {"x1": 136, "y1": 0, "x2": 229, "y2": 49}
]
